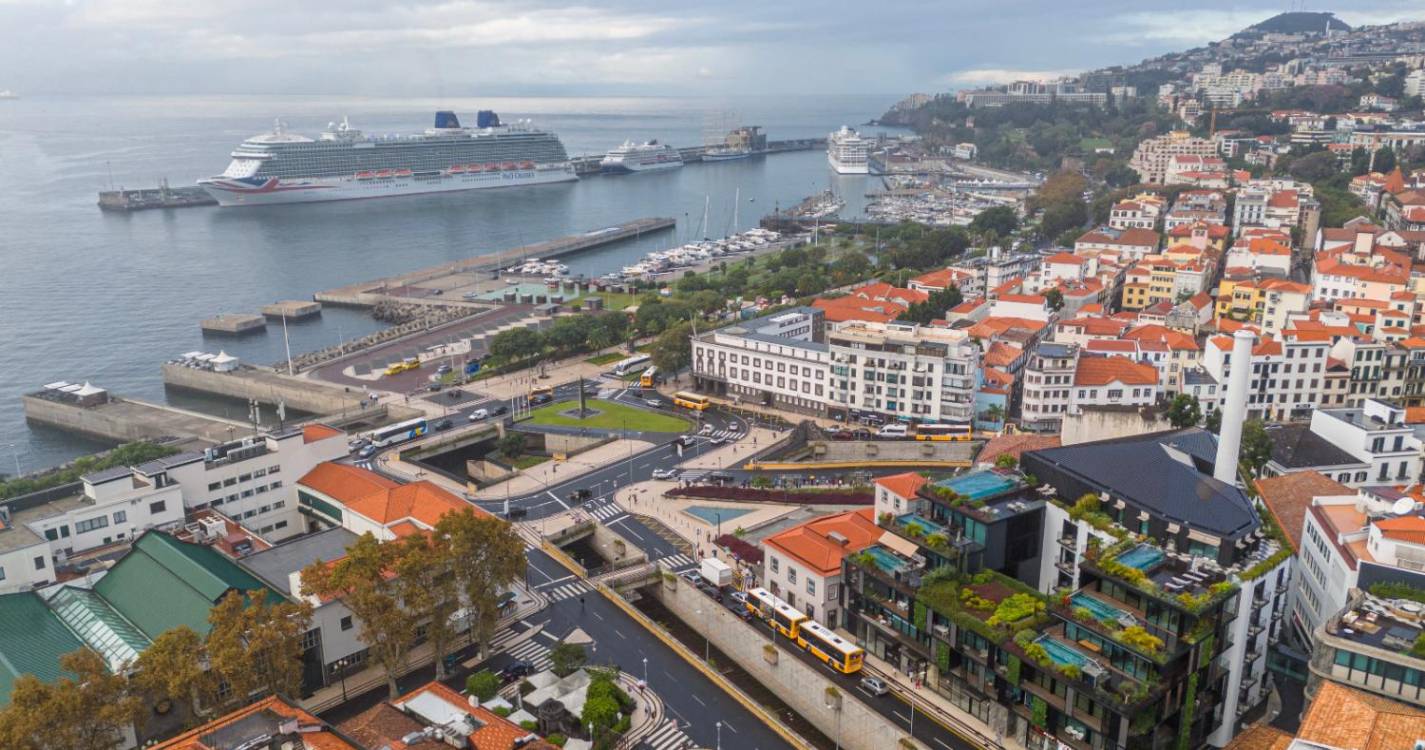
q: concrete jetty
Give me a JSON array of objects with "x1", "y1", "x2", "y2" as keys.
[
  {"x1": 314, "y1": 217, "x2": 674, "y2": 308},
  {"x1": 23, "y1": 389, "x2": 255, "y2": 445},
  {"x1": 201, "y1": 313, "x2": 267, "y2": 335},
  {"x1": 261, "y1": 300, "x2": 322, "y2": 319},
  {"x1": 161, "y1": 362, "x2": 424, "y2": 420}
]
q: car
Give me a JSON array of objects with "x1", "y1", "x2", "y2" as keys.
[
  {"x1": 506, "y1": 507, "x2": 528, "y2": 520},
  {"x1": 530, "y1": 393, "x2": 554, "y2": 405},
  {"x1": 831, "y1": 430, "x2": 854, "y2": 441},
  {"x1": 568, "y1": 488, "x2": 592, "y2": 503},
  {"x1": 737, "y1": 607, "x2": 755, "y2": 621},
  {"x1": 729, "y1": 591, "x2": 748, "y2": 605},
  {"x1": 651, "y1": 468, "x2": 676, "y2": 480},
  {"x1": 499, "y1": 661, "x2": 534, "y2": 682},
  {"x1": 698, "y1": 584, "x2": 723, "y2": 602},
  {"x1": 357, "y1": 445, "x2": 377, "y2": 459},
  {"x1": 859, "y1": 676, "x2": 890, "y2": 696},
  {"x1": 348, "y1": 438, "x2": 371, "y2": 453},
  {"x1": 727, "y1": 424, "x2": 742, "y2": 433},
  {"x1": 469, "y1": 408, "x2": 489, "y2": 421},
  {"x1": 680, "y1": 570, "x2": 701, "y2": 583},
  {"x1": 436, "y1": 363, "x2": 453, "y2": 375},
  {"x1": 707, "y1": 472, "x2": 734, "y2": 483},
  {"x1": 699, "y1": 424, "x2": 714, "y2": 436},
  {"x1": 427, "y1": 382, "x2": 444, "y2": 392},
  {"x1": 489, "y1": 404, "x2": 509, "y2": 416},
  {"x1": 645, "y1": 398, "x2": 663, "y2": 408},
  {"x1": 433, "y1": 418, "x2": 454, "y2": 431}
]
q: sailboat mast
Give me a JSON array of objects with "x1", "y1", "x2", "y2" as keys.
[
  {"x1": 701, "y1": 195, "x2": 710, "y2": 239},
  {"x1": 733, "y1": 187, "x2": 740, "y2": 232}
]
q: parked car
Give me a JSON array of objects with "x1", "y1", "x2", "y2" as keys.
[
  {"x1": 436, "y1": 363, "x2": 453, "y2": 375},
  {"x1": 707, "y1": 472, "x2": 734, "y2": 483},
  {"x1": 433, "y1": 418, "x2": 454, "y2": 431},
  {"x1": 427, "y1": 382, "x2": 444, "y2": 392},
  {"x1": 831, "y1": 430, "x2": 854, "y2": 441},
  {"x1": 698, "y1": 583, "x2": 723, "y2": 602},
  {"x1": 530, "y1": 393, "x2": 554, "y2": 405},
  {"x1": 499, "y1": 661, "x2": 534, "y2": 683},
  {"x1": 506, "y1": 507, "x2": 528, "y2": 520},
  {"x1": 859, "y1": 676, "x2": 890, "y2": 696},
  {"x1": 680, "y1": 570, "x2": 701, "y2": 584},
  {"x1": 469, "y1": 408, "x2": 489, "y2": 421},
  {"x1": 699, "y1": 424, "x2": 714, "y2": 436},
  {"x1": 729, "y1": 591, "x2": 748, "y2": 605},
  {"x1": 357, "y1": 445, "x2": 377, "y2": 459},
  {"x1": 710, "y1": 435, "x2": 728, "y2": 445}
]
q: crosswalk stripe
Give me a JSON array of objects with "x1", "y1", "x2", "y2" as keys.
[
  {"x1": 656, "y1": 554, "x2": 695, "y2": 569},
  {"x1": 643, "y1": 720, "x2": 689, "y2": 750},
  {"x1": 545, "y1": 582, "x2": 590, "y2": 602}
]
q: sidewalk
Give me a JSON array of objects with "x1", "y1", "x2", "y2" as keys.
[
  {"x1": 861, "y1": 651, "x2": 1022, "y2": 750},
  {"x1": 677, "y1": 426, "x2": 782, "y2": 469},
  {"x1": 612, "y1": 479, "x2": 797, "y2": 562}
]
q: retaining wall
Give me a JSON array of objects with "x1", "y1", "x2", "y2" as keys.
[{"x1": 162, "y1": 363, "x2": 366, "y2": 415}]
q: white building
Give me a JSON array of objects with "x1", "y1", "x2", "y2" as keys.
[
  {"x1": 1310, "y1": 400, "x2": 1423, "y2": 484},
  {"x1": 1068, "y1": 355, "x2": 1160, "y2": 414},
  {"x1": 1021, "y1": 342, "x2": 1078, "y2": 432},
  {"x1": 826, "y1": 320, "x2": 978, "y2": 425},
  {"x1": 761, "y1": 508, "x2": 882, "y2": 627},
  {"x1": 690, "y1": 307, "x2": 832, "y2": 417}
]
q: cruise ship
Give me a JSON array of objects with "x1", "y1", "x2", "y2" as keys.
[
  {"x1": 199, "y1": 110, "x2": 576, "y2": 207},
  {"x1": 600, "y1": 140, "x2": 683, "y2": 174},
  {"x1": 827, "y1": 126, "x2": 870, "y2": 174}
]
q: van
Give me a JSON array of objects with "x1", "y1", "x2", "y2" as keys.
[{"x1": 878, "y1": 423, "x2": 908, "y2": 438}]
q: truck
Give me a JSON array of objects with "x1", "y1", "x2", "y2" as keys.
[{"x1": 700, "y1": 558, "x2": 732, "y2": 588}]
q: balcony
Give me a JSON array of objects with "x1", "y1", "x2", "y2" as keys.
[{"x1": 1058, "y1": 531, "x2": 1078, "y2": 551}]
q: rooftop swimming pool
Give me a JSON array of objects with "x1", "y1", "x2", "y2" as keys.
[
  {"x1": 936, "y1": 470, "x2": 1019, "y2": 502},
  {"x1": 683, "y1": 506, "x2": 754, "y2": 526},
  {"x1": 862, "y1": 545, "x2": 910, "y2": 574},
  {"x1": 1072, "y1": 593, "x2": 1131, "y2": 623},
  {"x1": 1037, "y1": 636, "x2": 1091, "y2": 669},
  {"x1": 1116, "y1": 544, "x2": 1166, "y2": 571},
  {"x1": 896, "y1": 513, "x2": 946, "y2": 537}
]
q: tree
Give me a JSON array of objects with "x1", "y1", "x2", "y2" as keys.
[
  {"x1": 994, "y1": 454, "x2": 1018, "y2": 469},
  {"x1": 1040, "y1": 201, "x2": 1088, "y2": 241},
  {"x1": 396, "y1": 532, "x2": 461, "y2": 681},
  {"x1": 438, "y1": 509, "x2": 526, "y2": 662},
  {"x1": 301, "y1": 534, "x2": 416, "y2": 699},
  {"x1": 497, "y1": 433, "x2": 526, "y2": 461},
  {"x1": 1104, "y1": 163, "x2": 1139, "y2": 189},
  {"x1": 132, "y1": 626, "x2": 213, "y2": 728},
  {"x1": 489, "y1": 327, "x2": 544, "y2": 364},
  {"x1": 970, "y1": 206, "x2": 1019, "y2": 238},
  {"x1": 205, "y1": 589, "x2": 310, "y2": 709},
  {"x1": 651, "y1": 321, "x2": 693, "y2": 377},
  {"x1": 985, "y1": 403, "x2": 1005, "y2": 426},
  {"x1": 1288, "y1": 151, "x2": 1340, "y2": 182},
  {"x1": 0, "y1": 649, "x2": 143, "y2": 750},
  {"x1": 1373, "y1": 146, "x2": 1397, "y2": 174},
  {"x1": 1241, "y1": 420, "x2": 1274, "y2": 476},
  {"x1": 897, "y1": 285, "x2": 963, "y2": 325},
  {"x1": 1043, "y1": 289, "x2": 1064, "y2": 312},
  {"x1": 466, "y1": 670, "x2": 501, "y2": 702},
  {"x1": 1205, "y1": 409, "x2": 1222, "y2": 434},
  {"x1": 549, "y1": 642, "x2": 588, "y2": 677},
  {"x1": 582, "y1": 693, "x2": 621, "y2": 739},
  {"x1": 1166, "y1": 394, "x2": 1202, "y2": 429},
  {"x1": 587, "y1": 312, "x2": 629, "y2": 352}
]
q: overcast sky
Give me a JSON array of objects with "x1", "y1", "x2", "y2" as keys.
[{"x1": 0, "y1": 1, "x2": 1421, "y2": 96}]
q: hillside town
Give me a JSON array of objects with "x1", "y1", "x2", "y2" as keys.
[{"x1": 11, "y1": 9, "x2": 1425, "y2": 750}]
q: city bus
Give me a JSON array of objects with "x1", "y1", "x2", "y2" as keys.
[
  {"x1": 529, "y1": 385, "x2": 554, "y2": 403},
  {"x1": 744, "y1": 587, "x2": 808, "y2": 639},
  {"x1": 796, "y1": 620, "x2": 865, "y2": 675},
  {"x1": 914, "y1": 423, "x2": 974, "y2": 442},
  {"x1": 613, "y1": 353, "x2": 652, "y2": 376},
  {"x1": 672, "y1": 392, "x2": 710, "y2": 411},
  {"x1": 368, "y1": 417, "x2": 429, "y2": 447},
  {"x1": 640, "y1": 366, "x2": 659, "y2": 389}
]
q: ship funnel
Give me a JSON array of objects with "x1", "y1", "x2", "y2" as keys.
[
  {"x1": 434, "y1": 111, "x2": 462, "y2": 129},
  {"x1": 476, "y1": 110, "x2": 501, "y2": 128}
]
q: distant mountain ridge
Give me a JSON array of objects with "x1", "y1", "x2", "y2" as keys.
[{"x1": 1244, "y1": 11, "x2": 1350, "y2": 35}]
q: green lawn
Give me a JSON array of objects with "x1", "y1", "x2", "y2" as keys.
[
  {"x1": 585, "y1": 352, "x2": 625, "y2": 366},
  {"x1": 525, "y1": 399, "x2": 690, "y2": 433},
  {"x1": 510, "y1": 454, "x2": 551, "y2": 470}
]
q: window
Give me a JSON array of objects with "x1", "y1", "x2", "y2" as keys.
[
  {"x1": 223, "y1": 477, "x2": 237, "y2": 487},
  {"x1": 207, "y1": 481, "x2": 222, "y2": 492},
  {"x1": 275, "y1": 520, "x2": 289, "y2": 530},
  {"x1": 112, "y1": 510, "x2": 127, "y2": 524},
  {"x1": 788, "y1": 568, "x2": 798, "y2": 584},
  {"x1": 0, "y1": 567, "x2": 6, "y2": 581},
  {"x1": 33, "y1": 556, "x2": 45, "y2": 571},
  {"x1": 149, "y1": 500, "x2": 167, "y2": 514},
  {"x1": 238, "y1": 473, "x2": 252, "y2": 483},
  {"x1": 75, "y1": 516, "x2": 109, "y2": 534},
  {"x1": 340, "y1": 616, "x2": 354, "y2": 631},
  {"x1": 44, "y1": 528, "x2": 58, "y2": 541},
  {"x1": 807, "y1": 578, "x2": 816, "y2": 596},
  {"x1": 770, "y1": 557, "x2": 779, "y2": 573}
]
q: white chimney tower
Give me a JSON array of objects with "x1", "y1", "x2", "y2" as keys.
[{"x1": 1213, "y1": 329, "x2": 1255, "y2": 483}]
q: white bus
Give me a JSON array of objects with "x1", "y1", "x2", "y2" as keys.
[
  {"x1": 613, "y1": 353, "x2": 652, "y2": 376},
  {"x1": 369, "y1": 418, "x2": 429, "y2": 447}
]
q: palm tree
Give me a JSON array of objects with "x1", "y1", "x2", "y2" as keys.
[{"x1": 985, "y1": 403, "x2": 1005, "y2": 426}]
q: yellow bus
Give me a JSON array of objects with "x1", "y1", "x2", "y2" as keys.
[
  {"x1": 529, "y1": 385, "x2": 554, "y2": 402},
  {"x1": 672, "y1": 391, "x2": 710, "y2": 411},
  {"x1": 640, "y1": 366, "x2": 659, "y2": 389},
  {"x1": 797, "y1": 620, "x2": 865, "y2": 674},
  {"x1": 745, "y1": 587, "x2": 807, "y2": 639},
  {"x1": 914, "y1": 423, "x2": 973, "y2": 442}
]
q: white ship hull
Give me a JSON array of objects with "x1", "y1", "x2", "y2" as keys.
[
  {"x1": 199, "y1": 165, "x2": 577, "y2": 207},
  {"x1": 600, "y1": 158, "x2": 683, "y2": 174},
  {"x1": 828, "y1": 153, "x2": 869, "y2": 174}
]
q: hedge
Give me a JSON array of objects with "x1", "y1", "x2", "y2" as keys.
[{"x1": 668, "y1": 486, "x2": 873, "y2": 505}]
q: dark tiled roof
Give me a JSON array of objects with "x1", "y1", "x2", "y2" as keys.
[
  {"x1": 1026, "y1": 428, "x2": 1259, "y2": 539},
  {"x1": 241, "y1": 527, "x2": 360, "y2": 596},
  {"x1": 1266, "y1": 423, "x2": 1366, "y2": 469}
]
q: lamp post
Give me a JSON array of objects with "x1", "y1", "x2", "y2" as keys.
[
  {"x1": 715, "y1": 720, "x2": 722, "y2": 750},
  {"x1": 826, "y1": 701, "x2": 842, "y2": 750},
  {"x1": 335, "y1": 657, "x2": 350, "y2": 702},
  {"x1": 642, "y1": 657, "x2": 649, "y2": 689}
]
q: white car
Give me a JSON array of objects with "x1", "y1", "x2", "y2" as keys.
[
  {"x1": 651, "y1": 468, "x2": 676, "y2": 480},
  {"x1": 468, "y1": 408, "x2": 489, "y2": 421},
  {"x1": 859, "y1": 676, "x2": 890, "y2": 696},
  {"x1": 699, "y1": 424, "x2": 714, "y2": 436}
]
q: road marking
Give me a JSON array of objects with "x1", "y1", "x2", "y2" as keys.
[
  {"x1": 690, "y1": 694, "x2": 705, "y2": 706},
  {"x1": 537, "y1": 630, "x2": 561, "y2": 642},
  {"x1": 527, "y1": 565, "x2": 555, "y2": 583},
  {"x1": 537, "y1": 574, "x2": 575, "y2": 588},
  {"x1": 614, "y1": 628, "x2": 626, "y2": 639},
  {"x1": 721, "y1": 720, "x2": 737, "y2": 733},
  {"x1": 609, "y1": 518, "x2": 643, "y2": 540},
  {"x1": 892, "y1": 710, "x2": 909, "y2": 723},
  {"x1": 546, "y1": 490, "x2": 569, "y2": 509},
  {"x1": 935, "y1": 738, "x2": 955, "y2": 750}
]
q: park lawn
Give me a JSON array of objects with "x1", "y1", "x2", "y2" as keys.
[
  {"x1": 525, "y1": 399, "x2": 690, "y2": 433},
  {"x1": 585, "y1": 352, "x2": 625, "y2": 366},
  {"x1": 574, "y1": 291, "x2": 642, "y2": 311}
]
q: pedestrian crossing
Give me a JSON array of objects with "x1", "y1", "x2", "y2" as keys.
[
  {"x1": 641, "y1": 719, "x2": 692, "y2": 750},
  {"x1": 655, "y1": 553, "x2": 696, "y2": 571},
  {"x1": 502, "y1": 638, "x2": 553, "y2": 672},
  {"x1": 543, "y1": 580, "x2": 592, "y2": 603},
  {"x1": 353, "y1": 459, "x2": 374, "y2": 470},
  {"x1": 587, "y1": 502, "x2": 624, "y2": 522}
]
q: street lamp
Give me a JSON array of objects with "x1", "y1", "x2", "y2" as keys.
[
  {"x1": 715, "y1": 720, "x2": 722, "y2": 750},
  {"x1": 825, "y1": 701, "x2": 842, "y2": 750},
  {"x1": 642, "y1": 657, "x2": 649, "y2": 689}
]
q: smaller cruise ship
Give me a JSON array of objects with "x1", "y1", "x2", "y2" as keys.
[
  {"x1": 827, "y1": 126, "x2": 870, "y2": 174},
  {"x1": 600, "y1": 140, "x2": 684, "y2": 174}
]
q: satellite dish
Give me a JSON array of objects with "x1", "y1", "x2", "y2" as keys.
[{"x1": 1392, "y1": 497, "x2": 1416, "y2": 516}]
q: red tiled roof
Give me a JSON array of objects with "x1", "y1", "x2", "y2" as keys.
[
  {"x1": 977, "y1": 434, "x2": 1061, "y2": 466},
  {"x1": 874, "y1": 472, "x2": 927, "y2": 500},
  {"x1": 1073, "y1": 356, "x2": 1157, "y2": 386},
  {"x1": 763, "y1": 508, "x2": 881, "y2": 576},
  {"x1": 303, "y1": 424, "x2": 344, "y2": 444},
  {"x1": 1376, "y1": 515, "x2": 1425, "y2": 545},
  {"x1": 1253, "y1": 472, "x2": 1352, "y2": 552}
]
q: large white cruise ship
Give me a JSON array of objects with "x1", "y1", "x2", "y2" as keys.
[
  {"x1": 199, "y1": 111, "x2": 576, "y2": 207},
  {"x1": 600, "y1": 140, "x2": 683, "y2": 174},
  {"x1": 827, "y1": 126, "x2": 870, "y2": 174}
]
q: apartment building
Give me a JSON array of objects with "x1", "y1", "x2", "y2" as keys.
[
  {"x1": 826, "y1": 320, "x2": 979, "y2": 426},
  {"x1": 690, "y1": 307, "x2": 832, "y2": 417},
  {"x1": 1202, "y1": 333, "x2": 1330, "y2": 421},
  {"x1": 1020, "y1": 342, "x2": 1078, "y2": 432},
  {"x1": 1129, "y1": 131, "x2": 1218, "y2": 184}
]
